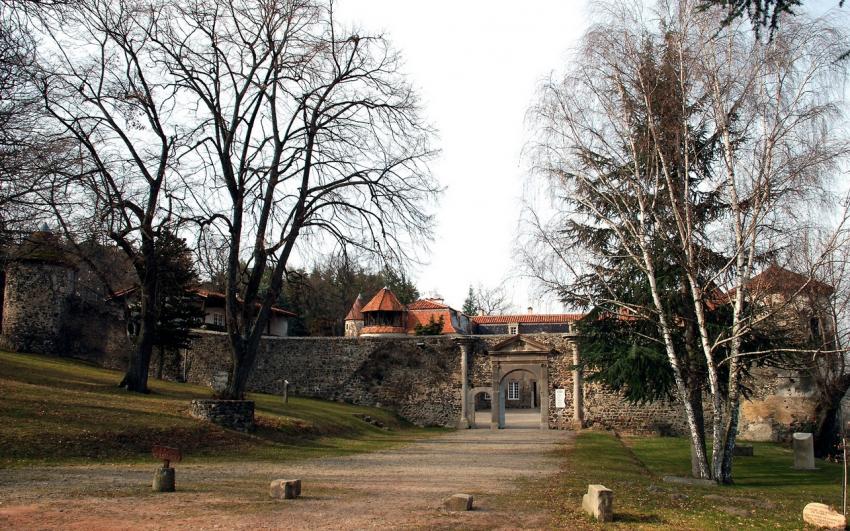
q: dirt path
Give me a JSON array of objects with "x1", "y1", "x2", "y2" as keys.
[{"x1": 0, "y1": 427, "x2": 571, "y2": 530}]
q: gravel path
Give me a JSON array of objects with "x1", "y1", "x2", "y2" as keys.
[{"x1": 0, "y1": 426, "x2": 571, "y2": 530}]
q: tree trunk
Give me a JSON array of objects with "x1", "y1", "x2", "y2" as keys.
[
  {"x1": 120, "y1": 309, "x2": 154, "y2": 393},
  {"x1": 814, "y1": 374, "x2": 850, "y2": 458},
  {"x1": 720, "y1": 397, "x2": 740, "y2": 483},
  {"x1": 683, "y1": 316, "x2": 708, "y2": 478},
  {"x1": 223, "y1": 334, "x2": 261, "y2": 399},
  {"x1": 222, "y1": 301, "x2": 270, "y2": 399},
  {"x1": 688, "y1": 383, "x2": 708, "y2": 478},
  {"x1": 119, "y1": 241, "x2": 158, "y2": 394}
]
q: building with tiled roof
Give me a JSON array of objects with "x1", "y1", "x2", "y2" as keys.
[
  {"x1": 343, "y1": 294, "x2": 365, "y2": 337},
  {"x1": 360, "y1": 288, "x2": 408, "y2": 336},
  {"x1": 109, "y1": 287, "x2": 296, "y2": 337},
  {"x1": 346, "y1": 287, "x2": 580, "y2": 337},
  {"x1": 747, "y1": 265, "x2": 834, "y2": 298},
  {"x1": 472, "y1": 311, "x2": 584, "y2": 335},
  {"x1": 739, "y1": 265, "x2": 836, "y2": 347},
  {"x1": 361, "y1": 287, "x2": 405, "y2": 312},
  {"x1": 406, "y1": 298, "x2": 472, "y2": 335}
]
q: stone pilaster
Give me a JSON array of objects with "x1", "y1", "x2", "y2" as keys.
[
  {"x1": 454, "y1": 337, "x2": 473, "y2": 429},
  {"x1": 572, "y1": 343, "x2": 585, "y2": 428}
]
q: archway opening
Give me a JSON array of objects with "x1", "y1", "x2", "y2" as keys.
[
  {"x1": 500, "y1": 368, "x2": 541, "y2": 429},
  {"x1": 472, "y1": 390, "x2": 491, "y2": 428}
]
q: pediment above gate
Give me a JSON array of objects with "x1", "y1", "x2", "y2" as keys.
[{"x1": 488, "y1": 335, "x2": 554, "y2": 355}]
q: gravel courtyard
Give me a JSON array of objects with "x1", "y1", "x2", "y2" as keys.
[{"x1": 0, "y1": 426, "x2": 572, "y2": 530}]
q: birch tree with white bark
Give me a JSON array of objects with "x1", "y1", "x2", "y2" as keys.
[{"x1": 526, "y1": 0, "x2": 849, "y2": 482}]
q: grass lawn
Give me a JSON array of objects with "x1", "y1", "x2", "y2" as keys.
[
  {"x1": 539, "y1": 430, "x2": 845, "y2": 529},
  {"x1": 0, "y1": 350, "x2": 443, "y2": 467}
]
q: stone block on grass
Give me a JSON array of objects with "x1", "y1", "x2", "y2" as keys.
[
  {"x1": 442, "y1": 493, "x2": 473, "y2": 511},
  {"x1": 270, "y1": 479, "x2": 301, "y2": 500},
  {"x1": 802, "y1": 502, "x2": 846, "y2": 530},
  {"x1": 581, "y1": 484, "x2": 613, "y2": 522},
  {"x1": 793, "y1": 433, "x2": 816, "y2": 470}
]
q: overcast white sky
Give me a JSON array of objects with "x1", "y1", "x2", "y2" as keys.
[{"x1": 335, "y1": 1, "x2": 590, "y2": 312}]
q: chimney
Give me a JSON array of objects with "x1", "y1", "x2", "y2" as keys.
[
  {"x1": 527, "y1": 306, "x2": 533, "y2": 314},
  {"x1": 478, "y1": 309, "x2": 484, "y2": 316}
]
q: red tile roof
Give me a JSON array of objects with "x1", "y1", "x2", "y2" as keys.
[
  {"x1": 472, "y1": 313, "x2": 584, "y2": 324},
  {"x1": 406, "y1": 309, "x2": 458, "y2": 334},
  {"x1": 746, "y1": 265, "x2": 833, "y2": 297},
  {"x1": 361, "y1": 287, "x2": 405, "y2": 312},
  {"x1": 407, "y1": 299, "x2": 450, "y2": 310},
  {"x1": 345, "y1": 295, "x2": 365, "y2": 321}
]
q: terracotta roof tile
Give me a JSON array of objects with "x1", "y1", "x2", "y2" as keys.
[
  {"x1": 406, "y1": 309, "x2": 458, "y2": 334},
  {"x1": 746, "y1": 265, "x2": 833, "y2": 297},
  {"x1": 407, "y1": 299, "x2": 450, "y2": 310},
  {"x1": 472, "y1": 313, "x2": 584, "y2": 325},
  {"x1": 345, "y1": 295, "x2": 365, "y2": 321},
  {"x1": 361, "y1": 288, "x2": 405, "y2": 312}
]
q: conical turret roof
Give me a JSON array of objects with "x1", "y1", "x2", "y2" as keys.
[
  {"x1": 345, "y1": 294, "x2": 365, "y2": 321},
  {"x1": 361, "y1": 287, "x2": 405, "y2": 313}
]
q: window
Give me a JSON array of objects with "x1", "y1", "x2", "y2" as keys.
[
  {"x1": 811, "y1": 317, "x2": 821, "y2": 339},
  {"x1": 213, "y1": 313, "x2": 225, "y2": 327},
  {"x1": 484, "y1": 392, "x2": 492, "y2": 400},
  {"x1": 508, "y1": 381, "x2": 520, "y2": 401},
  {"x1": 508, "y1": 323, "x2": 519, "y2": 335}
]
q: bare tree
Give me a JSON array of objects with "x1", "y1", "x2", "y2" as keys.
[
  {"x1": 148, "y1": 0, "x2": 438, "y2": 399},
  {"x1": 785, "y1": 224, "x2": 850, "y2": 454},
  {"x1": 0, "y1": 2, "x2": 72, "y2": 235},
  {"x1": 526, "y1": 0, "x2": 849, "y2": 482},
  {"x1": 474, "y1": 283, "x2": 513, "y2": 315},
  {"x1": 36, "y1": 0, "x2": 186, "y2": 392}
]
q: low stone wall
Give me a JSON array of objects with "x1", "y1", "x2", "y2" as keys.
[
  {"x1": 583, "y1": 384, "x2": 686, "y2": 434},
  {"x1": 183, "y1": 332, "x2": 462, "y2": 427},
  {"x1": 173, "y1": 331, "x2": 694, "y2": 432},
  {"x1": 189, "y1": 399, "x2": 255, "y2": 432}
]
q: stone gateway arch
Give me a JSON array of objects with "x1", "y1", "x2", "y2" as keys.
[{"x1": 457, "y1": 335, "x2": 556, "y2": 430}]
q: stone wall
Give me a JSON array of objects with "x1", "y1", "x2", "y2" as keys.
[
  {"x1": 738, "y1": 366, "x2": 818, "y2": 442},
  {"x1": 189, "y1": 399, "x2": 255, "y2": 431},
  {"x1": 173, "y1": 331, "x2": 692, "y2": 432},
  {"x1": 182, "y1": 332, "x2": 462, "y2": 427},
  {"x1": 0, "y1": 261, "x2": 76, "y2": 354},
  {"x1": 62, "y1": 299, "x2": 135, "y2": 370},
  {"x1": 1, "y1": 280, "x2": 810, "y2": 437}
]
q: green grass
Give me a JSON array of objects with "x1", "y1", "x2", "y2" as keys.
[
  {"x1": 0, "y1": 350, "x2": 443, "y2": 467},
  {"x1": 538, "y1": 431, "x2": 845, "y2": 529}
]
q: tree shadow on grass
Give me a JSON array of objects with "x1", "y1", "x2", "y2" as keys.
[{"x1": 614, "y1": 512, "x2": 665, "y2": 524}]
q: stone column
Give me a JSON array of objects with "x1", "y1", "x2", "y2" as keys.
[
  {"x1": 572, "y1": 344, "x2": 584, "y2": 428},
  {"x1": 491, "y1": 361, "x2": 501, "y2": 430},
  {"x1": 455, "y1": 338, "x2": 473, "y2": 429},
  {"x1": 539, "y1": 362, "x2": 550, "y2": 430}
]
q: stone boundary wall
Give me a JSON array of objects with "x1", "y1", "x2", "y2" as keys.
[
  {"x1": 180, "y1": 331, "x2": 689, "y2": 432},
  {"x1": 183, "y1": 332, "x2": 463, "y2": 427}
]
